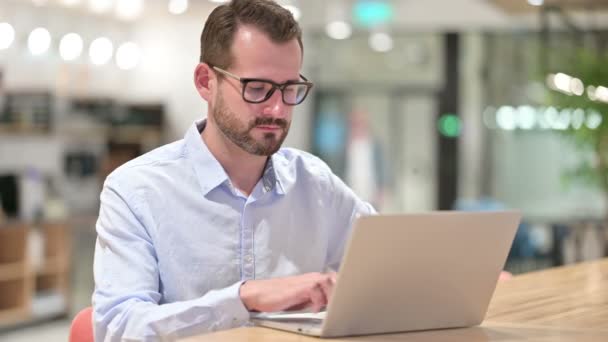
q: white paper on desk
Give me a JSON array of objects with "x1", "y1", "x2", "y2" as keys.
[{"x1": 250, "y1": 311, "x2": 327, "y2": 320}]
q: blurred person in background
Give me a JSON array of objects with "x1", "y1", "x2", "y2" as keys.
[
  {"x1": 92, "y1": 0, "x2": 374, "y2": 340},
  {"x1": 344, "y1": 109, "x2": 391, "y2": 210}
]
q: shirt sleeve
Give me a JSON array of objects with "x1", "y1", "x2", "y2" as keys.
[
  {"x1": 92, "y1": 177, "x2": 250, "y2": 342},
  {"x1": 325, "y1": 170, "x2": 377, "y2": 271}
]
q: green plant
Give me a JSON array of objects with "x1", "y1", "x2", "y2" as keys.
[{"x1": 547, "y1": 50, "x2": 608, "y2": 219}]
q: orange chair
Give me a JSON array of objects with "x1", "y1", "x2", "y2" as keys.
[{"x1": 69, "y1": 306, "x2": 94, "y2": 342}]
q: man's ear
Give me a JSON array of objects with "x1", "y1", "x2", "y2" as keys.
[{"x1": 194, "y1": 63, "x2": 215, "y2": 102}]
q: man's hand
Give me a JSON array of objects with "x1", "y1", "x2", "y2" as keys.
[
  {"x1": 239, "y1": 272, "x2": 337, "y2": 313},
  {"x1": 499, "y1": 271, "x2": 513, "y2": 281}
]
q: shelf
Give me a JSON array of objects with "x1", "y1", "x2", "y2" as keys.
[
  {"x1": 109, "y1": 126, "x2": 163, "y2": 144},
  {"x1": 0, "y1": 225, "x2": 27, "y2": 265},
  {"x1": 0, "y1": 308, "x2": 30, "y2": 328},
  {"x1": 36, "y1": 273, "x2": 68, "y2": 293},
  {"x1": 0, "y1": 222, "x2": 70, "y2": 329},
  {"x1": 0, "y1": 262, "x2": 28, "y2": 282},
  {"x1": 0, "y1": 278, "x2": 30, "y2": 312},
  {"x1": 0, "y1": 125, "x2": 50, "y2": 135},
  {"x1": 37, "y1": 256, "x2": 69, "y2": 276},
  {"x1": 31, "y1": 291, "x2": 67, "y2": 319}
]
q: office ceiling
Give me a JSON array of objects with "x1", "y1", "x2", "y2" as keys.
[
  {"x1": 489, "y1": 0, "x2": 608, "y2": 14},
  {"x1": 5, "y1": 0, "x2": 608, "y2": 31}
]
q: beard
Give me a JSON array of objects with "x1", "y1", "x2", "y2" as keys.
[{"x1": 211, "y1": 92, "x2": 290, "y2": 156}]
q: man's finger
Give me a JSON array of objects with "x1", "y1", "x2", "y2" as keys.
[
  {"x1": 308, "y1": 284, "x2": 327, "y2": 312},
  {"x1": 286, "y1": 301, "x2": 312, "y2": 311},
  {"x1": 328, "y1": 272, "x2": 337, "y2": 285},
  {"x1": 269, "y1": 280, "x2": 313, "y2": 312},
  {"x1": 317, "y1": 275, "x2": 335, "y2": 304}
]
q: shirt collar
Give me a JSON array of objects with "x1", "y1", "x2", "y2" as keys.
[{"x1": 185, "y1": 119, "x2": 284, "y2": 196}]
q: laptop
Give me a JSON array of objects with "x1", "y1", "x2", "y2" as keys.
[{"x1": 251, "y1": 211, "x2": 521, "y2": 338}]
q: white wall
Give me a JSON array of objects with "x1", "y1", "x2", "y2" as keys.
[{"x1": 126, "y1": 11, "x2": 206, "y2": 141}]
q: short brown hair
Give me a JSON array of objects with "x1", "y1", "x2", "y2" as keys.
[{"x1": 200, "y1": 0, "x2": 303, "y2": 69}]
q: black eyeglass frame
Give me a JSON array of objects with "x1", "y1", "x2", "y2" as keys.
[{"x1": 212, "y1": 66, "x2": 314, "y2": 106}]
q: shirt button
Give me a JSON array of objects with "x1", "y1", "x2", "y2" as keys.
[{"x1": 244, "y1": 255, "x2": 253, "y2": 263}]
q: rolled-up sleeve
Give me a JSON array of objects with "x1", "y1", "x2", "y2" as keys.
[{"x1": 93, "y1": 177, "x2": 250, "y2": 342}]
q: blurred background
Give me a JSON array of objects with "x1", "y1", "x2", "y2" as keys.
[{"x1": 0, "y1": 0, "x2": 607, "y2": 339}]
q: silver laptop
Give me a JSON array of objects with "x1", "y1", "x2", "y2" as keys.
[{"x1": 251, "y1": 211, "x2": 521, "y2": 338}]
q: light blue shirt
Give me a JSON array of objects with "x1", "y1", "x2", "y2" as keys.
[{"x1": 93, "y1": 120, "x2": 375, "y2": 341}]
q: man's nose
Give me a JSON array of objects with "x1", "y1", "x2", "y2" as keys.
[{"x1": 261, "y1": 89, "x2": 288, "y2": 118}]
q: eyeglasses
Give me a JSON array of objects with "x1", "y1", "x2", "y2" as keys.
[{"x1": 212, "y1": 66, "x2": 313, "y2": 106}]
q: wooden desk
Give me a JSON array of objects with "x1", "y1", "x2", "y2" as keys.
[{"x1": 181, "y1": 259, "x2": 608, "y2": 341}]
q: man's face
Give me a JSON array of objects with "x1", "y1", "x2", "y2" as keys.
[
  {"x1": 211, "y1": 90, "x2": 290, "y2": 155},
  {"x1": 209, "y1": 25, "x2": 302, "y2": 156}
]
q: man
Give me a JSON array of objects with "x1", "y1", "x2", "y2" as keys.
[{"x1": 92, "y1": 0, "x2": 374, "y2": 340}]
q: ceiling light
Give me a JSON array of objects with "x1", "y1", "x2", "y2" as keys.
[
  {"x1": 61, "y1": 0, "x2": 81, "y2": 7},
  {"x1": 516, "y1": 106, "x2": 536, "y2": 130},
  {"x1": 527, "y1": 0, "x2": 544, "y2": 6},
  {"x1": 325, "y1": 21, "x2": 352, "y2": 40},
  {"x1": 28, "y1": 27, "x2": 52, "y2": 56},
  {"x1": 116, "y1": 0, "x2": 144, "y2": 20},
  {"x1": 553, "y1": 73, "x2": 572, "y2": 93},
  {"x1": 585, "y1": 110, "x2": 602, "y2": 130},
  {"x1": 369, "y1": 32, "x2": 393, "y2": 53},
  {"x1": 587, "y1": 86, "x2": 598, "y2": 101},
  {"x1": 89, "y1": 0, "x2": 113, "y2": 14},
  {"x1": 555, "y1": 109, "x2": 571, "y2": 130},
  {"x1": 89, "y1": 37, "x2": 113, "y2": 65},
  {"x1": 570, "y1": 78, "x2": 584, "y2": 96},
  {"x1": 169, "y1": 0, "x2": 189, "y2": 15},
  {"x1": 0, "y1": 23, "x2": 15, "y2": 50},
  {"x1": 571, "y1": 108, "x2": 585, "y2": 130},
  {"x1": 547, "y1": 72, "x2": 583, "y2": 96},
  {"x1": 595, "y1": 86, "x2": 608, "y2": 103},
  {"x1": 496, "y1": 106, "x2": 517, "y2": 131},
  {"x1": 543, "y1": 107, "x2": 559, "y2": 130},
  {"x1": 483, "y1": 107, "x2": 497, "y2": 129},
  {"x1": 59, "y1": 32, "x2": 84, "y2": 61},
  {"x1": 283, "y1": 5, "x2": 301, "y2": 21},
  {"x1": 116, "y1": 42, "x2": 141, "y2": 70}
]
